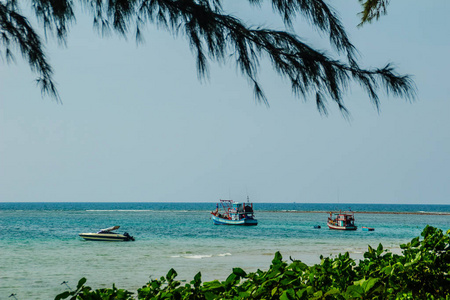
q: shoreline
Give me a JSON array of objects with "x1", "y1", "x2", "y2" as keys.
[{"x1": 269, "y1": 210, "x2": 450, "y2": 216}]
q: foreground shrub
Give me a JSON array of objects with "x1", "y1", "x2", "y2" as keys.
[{"x1": 56, "y1": 225, "x2": 449, "y2": 299}]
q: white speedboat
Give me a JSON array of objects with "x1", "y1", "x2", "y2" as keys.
[{"x1": 79, "y1": 226, "x2": 135, "y2": 241}]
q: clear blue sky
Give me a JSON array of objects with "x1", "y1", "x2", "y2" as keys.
[{"x1": 1, "y1": 1, "x2": 449, "y2": 204}]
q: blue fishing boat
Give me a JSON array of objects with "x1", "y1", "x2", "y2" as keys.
[
  {"x1": 362, "y1": 226, "x2": 375, "y2": 231},
  {"x1": 211, "y1": 198, "x2": 258, "y2": 226}
]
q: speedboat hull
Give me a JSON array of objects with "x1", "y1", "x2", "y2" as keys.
[
  {"x1": 79, "y1": 233, "x2": 134, "y2": 241},
  {"x1": 211, "y1": 215, "x2": 258, "y2": 226}
]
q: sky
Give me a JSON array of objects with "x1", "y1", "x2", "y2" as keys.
[{"x1": 1, "y1": 1, "x2": 449, "y2": 204}]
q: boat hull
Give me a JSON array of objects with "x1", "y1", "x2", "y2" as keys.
[
  {"x1": 362, "y1": 227, "x2": 374, "y2": 231},
  {"x1": 79, "y1": 233, "x2": 134, "y2": 241},
  {"x1": 211, "y1": 215, "x2": 257, "y2": 226},
  {"x1": 327, "y1": 222, "x2": 357, "y2": 230}
]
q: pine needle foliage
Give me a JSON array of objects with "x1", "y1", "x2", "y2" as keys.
[
  {"x1": 0, "y1": 0, "x2": 61, "y2": 101},
  {"x1": 1, "y1": 0, "x2": 414, "y2": 114},
  {"x1": 358, "y1": 0, "x2": 390, "y2": 26}
]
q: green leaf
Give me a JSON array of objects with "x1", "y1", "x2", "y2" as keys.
[
  {"x1": 313, "y1": 290, "x2": 323, "y2": 298},
  {"x1": 76, "y1": 277, "x2": 87, "y2": 290},
  {"x1": 54, "y1": 291, "x2": 71, "y2": 300},
  {"x1": 224, "y1": 273, "x2": 238, "y2": 287},
  {"x1": 363, "y1": 278, "x2": 378, "y2": 293},
  {"x1": 296, "y1": 288, "x2": 307, "y2": 298},
  {"x1": 346, "y1": 285, "x2": 364, "y2": 297},
  {"x1": 376, "y1": 243, "x2": 384, "y2": 255},
  {"x1": 192, "y1": 272, "x2": 202, "y2": 288},
  {"x1": 202, "y1": 280, "x2": 223, "y2": 290},
  {"x1": 238, "y1": 291, "x2": 251, "y2": 298},
  {"x1": 381, "y1": 266, "x2": 392, "y2": 275},
  {"x1": 272, "y1": 251, "x2": 283, "y2": 264},
  {"x1": 204, "y1": 292, "x2": 216, "y2": 300},
  {"x1": 291, "y1": 261, "x2": 308, "y2": 272},
  {"x1": 166, "y1": 268, "x2": 177, "y2": 282},
  {"x1": 233, "y1": 267, "x2": 247, "y2": 277},
  {"x1": 324, "y1": 288, "x2": 340, "y2": 296},
  {"x1": 280, "y1": 289, "x2": 295, "y2": 300},
  {"x1": 354, "y1": 278, "x2": 365, "y2": 286},
  {"x1": 411, "y1": 237, "x2": 420, "y2": 247}
]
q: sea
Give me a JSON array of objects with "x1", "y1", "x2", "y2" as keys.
[{"x1": 1, "y1": 202, "x2": 449, "y2": 300}]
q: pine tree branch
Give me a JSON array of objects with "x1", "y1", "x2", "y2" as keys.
[
  {"x1": 358, "y1": 0, "x2": 390, "y2": 26},
  {"x1": 0, "y1": 1, "x2": 60, "y2": 101},
  {"x1": 1, "y1": 0, "x2": 414, "y2": 114},
  {"x1": 136, "y1": 0, "x2": 415, "y2": 113}
]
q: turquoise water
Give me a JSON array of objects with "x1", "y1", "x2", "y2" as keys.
[{"x1": 1, "y1": 202, "x2": 449, "y2": 299}]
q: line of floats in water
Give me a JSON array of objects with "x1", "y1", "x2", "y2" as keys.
[{"x1": 79, "y1": 198, "x2": 374, "y2": 242}]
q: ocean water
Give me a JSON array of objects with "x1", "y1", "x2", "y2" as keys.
[{"x1": 1, "y1": 202, "x2": 449, "y2": 299}]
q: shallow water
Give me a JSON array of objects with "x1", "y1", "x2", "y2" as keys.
[{"x1": 1, "y1": 202, "x2": 449, "y2": 299}]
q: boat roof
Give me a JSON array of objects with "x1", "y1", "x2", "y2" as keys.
[
  {"x1": 100, "y1": 226, "x2": 120, "y2": 232},
  {"x1": 331, "y1": 211, "x2": 354, "y2": 215}
]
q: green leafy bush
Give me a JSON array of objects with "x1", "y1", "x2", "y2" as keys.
[{"x1": 55, "y1": 226, "x2": 449, "y2": 299}]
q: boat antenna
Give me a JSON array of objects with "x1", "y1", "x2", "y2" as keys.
[{"x1": 245, "y1": 185, "x2": 251, "y2": 203}]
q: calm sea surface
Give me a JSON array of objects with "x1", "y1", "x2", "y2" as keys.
[{"x1": 1, "y1": 202, "x2": 449, "y2": 299}]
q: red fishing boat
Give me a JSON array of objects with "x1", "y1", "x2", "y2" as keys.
[{"x1": 327, "y1": 211, "x2": 357, "y2": 230}]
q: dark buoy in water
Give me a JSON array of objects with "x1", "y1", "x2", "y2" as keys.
[{"x1": 314, "y1": 225, "x2": 321, "y2": 229}]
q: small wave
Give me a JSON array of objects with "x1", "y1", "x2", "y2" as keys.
[
  {"x1": 217, "y1": 253, "x2": 232, "y2": 257},
  {"x1": 85, "y1": 209, "x2": 156, "y2": 212},
  {"x1": 182, "y1": 254, "x2": 213, "y2": 259}
]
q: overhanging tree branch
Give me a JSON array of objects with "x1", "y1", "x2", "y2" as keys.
[
  {"x1": 1, "y1": 0, "x2": 414, "y2": 114},
  {"x1": 0, "y1": 1, "x2": 60, "y2": 101},
  {"x1": 135, "y1": 0, "x2": 415, "y2": 114}
]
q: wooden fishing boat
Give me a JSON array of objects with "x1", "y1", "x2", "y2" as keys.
[
  {"x1": 327, "y1": 211, "x2": 357, "y2": 230},
  {"x1": 211, "y1": 197, "x2": 257, "y2": 226},
  {"x1": 79, "y1": 226, "x2": 135, "y2": 241}
]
